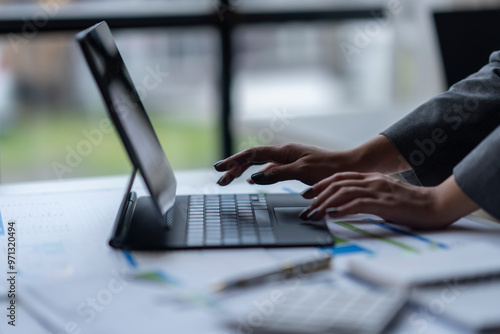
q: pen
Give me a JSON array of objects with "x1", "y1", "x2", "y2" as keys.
[{"x1": 213, "y1": 253, "x2": 332, "y2": 292}]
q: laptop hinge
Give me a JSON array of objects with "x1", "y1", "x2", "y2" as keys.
[
  {"x1": 109, "y1": 168, "x2": 137, "y2": 248},
  {"x1": 109, "y1": 191, "x2": 137, "y2": 248}
]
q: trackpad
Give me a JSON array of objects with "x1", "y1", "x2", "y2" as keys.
[{"x1": 273, "y1": 207, "x2": 307, "y2": 225}]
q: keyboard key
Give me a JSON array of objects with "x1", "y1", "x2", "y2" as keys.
[
  {"x1": 188, "y1": 228, "x2": 204, "y2": 234},
  {"x1": 205, "y1": 238, "x2": 222, "y2": 244},
  {"x1": 205, "y1": 230, "x2": 222, "y2": 235},
  {"x1": 205, "y1": 239, "x2": 222, "y2": 246},
  {"x1": 254, "y1": 210, "x2": 271, "y2": 225},
  {"x1": 258, "y1": 230, "x2": 274, "y2": 238},
  {"x1": 186, "y1": 240, "x2": 204, "y2": 247},
  {"x1": 223, "y1": 239, "x2": 241, "y2": 246},
  {"x1": 189, "y1": 221, "x2": 204, "y2": 226},
  {"x1": 241, "y1": 235, "x2": 259, "y2": 244}
]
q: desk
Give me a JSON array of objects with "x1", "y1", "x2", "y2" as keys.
[{"x1": 1, "y1": 170, "x2": 499, "y2": 334}]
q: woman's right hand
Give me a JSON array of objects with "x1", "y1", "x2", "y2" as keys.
[{"x1": 214, "y1": 143, "x2": 356, "y2": 186}]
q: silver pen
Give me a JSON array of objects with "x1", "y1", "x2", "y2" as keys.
[{"x1": 214, "y1": 253, "x2": 332, "y2": 292}]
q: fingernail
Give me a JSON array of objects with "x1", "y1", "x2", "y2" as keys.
[
  {"x1": 213, "y1": 160, "x2": 225, "y2": 169},
  {"x1": 247, "y1": 178, "x2": 254, "y2": 184},
  {"x1": 325, "y1": 208, "x2": 338, "y2": 217},
  {"x1": 250, "y1": 172, "x2": 265, "y2": 183},
  {"x1": 306, "y1": 209, "x2": 322, "y2": 221},
  {"x1": 217, "y1": 176, "x2": 227, "y2": 186},
  {"x1": 299, "y1": 208, "x2": 311, "y2": 220},
  {"x1": 300, "y1": 187, "x2": 313, "y2": 198}
]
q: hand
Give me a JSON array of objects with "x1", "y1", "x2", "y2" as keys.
[
  {"x1": 214, "y1": 135, "x2": 410, "y2": 187},
  {"x1": 300, "y1": 172, "x2": 479, "y2": 229},
  {"x1": 214, "y1": 143, "x2": 353, "y2": 186}
]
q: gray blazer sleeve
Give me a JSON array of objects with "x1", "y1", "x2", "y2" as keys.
[
  {"x1": 454, "y1": 125, "x2": 500, "y2": 219},
  {"x1": 382, "y1": 51, "x2": 500, "y2": 187}
]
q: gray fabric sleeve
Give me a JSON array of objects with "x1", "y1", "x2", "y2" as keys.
[
  {"x1": 454, "y1": 125, "x2": 500, "y2": 220},
  {"x1": 381, "y1": 51, "x2": 500, "y2": 186}
]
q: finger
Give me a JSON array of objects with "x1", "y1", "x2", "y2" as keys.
[
  {"x1": 329, "y1": 198, "x2": 383, "y2": 218},
  {"x1": 214, "y1": 146, "x2": 286, "y2": 172},
  {"x1": 306, "y1": 187, "x2": 375, "y2": 221},
  {"x1": 302, "y1": 176, "x2": 368, "y2": 199},
  {"x1": 328, "y1": 171, "x2": 366, "y2": 182},
  {"x1": 250, "y1": 163, "x2": 301, "y2": 185},
  {"x1": 330, "y1": 199, "x2": 432, "y2": 229},
  {"x1": 247, "y1": 163, "x2": 278, "y2": 184},
  {"x1": 217, "y1": 162, "x2": 252, "y2": 186},
  {"x1": 302, "y1": 172, "x2": 367, "y2": 199},
  {"x1": 314, "y1": 181, "x2": 371, "y2": 209}
]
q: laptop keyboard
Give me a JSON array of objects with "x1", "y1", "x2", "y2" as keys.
[{"x1": 186, "y1": 194, "x2": 277, "y2": 247}]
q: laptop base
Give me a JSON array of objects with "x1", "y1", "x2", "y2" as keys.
[
  {"x1": 107, "y1": 170, "x2": 334, "y2": 251},
  {"x1": 109, "y1": 194, "x2": 168, "y2": 250},
  {"x1": 109, "y1": 192, "x2": 335, "y2": 251}
]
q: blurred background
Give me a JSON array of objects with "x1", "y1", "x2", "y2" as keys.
[{"x1": 0, "y1": 0, "x2": 499, "y2": 183}]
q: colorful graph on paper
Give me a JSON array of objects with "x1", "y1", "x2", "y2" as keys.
[{"x1": 324, "y1": 217, "x2": 451, "y2": 257}]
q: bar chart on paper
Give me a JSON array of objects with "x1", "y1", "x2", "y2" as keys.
[{"x1": 321, "y1": 215, "x2": 483, "y2": 258}]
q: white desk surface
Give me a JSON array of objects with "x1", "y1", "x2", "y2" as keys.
[{"x1": 0, "y1": 170, "x2": 499, "y2": 334}]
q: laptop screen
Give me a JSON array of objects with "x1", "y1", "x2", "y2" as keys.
[{"x1": 76, "y1": 21, "x2": 176, "y2": 216}]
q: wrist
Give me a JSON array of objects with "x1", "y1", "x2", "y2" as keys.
[
  {"x1": 429, "y1": 176, "x2": 480, "y2": 227},
  {"x1": 351, "y1": 135, "x2": 410, "y2": 174},
  {"x1": 426, "y1": 186, "x2": 447, "y2": 227}
]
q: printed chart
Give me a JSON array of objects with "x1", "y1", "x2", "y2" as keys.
[{"x1": 324, "y1": 215, "x2": 498, "y2": 258}]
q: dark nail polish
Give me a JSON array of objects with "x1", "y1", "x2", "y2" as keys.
[
  {"x1": 213, "y1": 160, "x2": 225, "y2": 169},
  {"x1": 251, "y1": 172, "x2": 266, "y2": 183},
  {"x1": 299, "y1": 208, "x2": 311, "y2": 220},
  {"x1": 307, "y1": 209, "x2": 322, "y2": 221},
  {"x1": 301, "y1": 187, "x2": 313, "y2": 198},
  {"x1": 217, "y1": 176, "x2": 227, "y2": 186}
]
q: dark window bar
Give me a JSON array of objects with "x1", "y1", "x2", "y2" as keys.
[{"x1": 0, "y1": 1, "x2": 384, "y2": 158}]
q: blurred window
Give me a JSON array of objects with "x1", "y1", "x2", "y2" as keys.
[
  {"x1": 0, "y1": 28, "x2": 219, "y2": 182},
  {"x1": 233, "y1": 21, "x2": 394, "y2": 151}
]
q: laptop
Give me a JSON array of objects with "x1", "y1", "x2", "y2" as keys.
[{"x1": 75, "y1": 21, "x2": 334, "y2": 250}]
